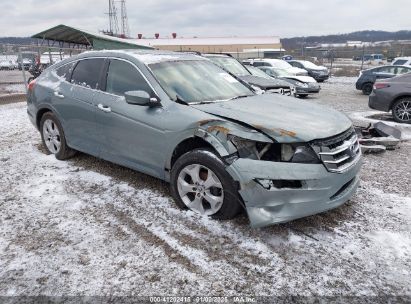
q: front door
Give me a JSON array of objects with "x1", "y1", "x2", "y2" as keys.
[{"x1": 94, "y1": 58, "x2": 168, "y2": 178}]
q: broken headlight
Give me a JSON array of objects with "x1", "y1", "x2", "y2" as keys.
[
  {"x1": 229, "y1": 135, "x2": 261, "y2": 159},
  {"x1": 281, "y1": 144, "x2": 321, "y2": 164},
  {"x1": 228, "y1": 135, "x2": 320, "y2": 164}
]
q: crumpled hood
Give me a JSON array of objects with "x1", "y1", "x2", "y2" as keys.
[
  {"x1": 238, "y1": 75, "x2": 291, "y2": 89},
  {"x1": 191, "y1": 94, "x2": 352, "y2": 143}
]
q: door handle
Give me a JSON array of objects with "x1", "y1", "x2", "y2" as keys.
[
  {"x1": 98, "y1": 103, "x2": 111, "y2": 113},
  {"x1": 54, "y1": 91, "x2": 64, "y2": 99}
]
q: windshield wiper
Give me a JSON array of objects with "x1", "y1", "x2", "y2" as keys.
[
  {"x1": 229, "y1": 95, "x2": 252, "y2": 101},
  {"x1": 174, "y1": 94, "x2": 188, "y2": 105}
]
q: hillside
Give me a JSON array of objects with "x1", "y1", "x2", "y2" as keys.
[{"x1": 281, "y1": 30, "x2": 411, "y2": 49}]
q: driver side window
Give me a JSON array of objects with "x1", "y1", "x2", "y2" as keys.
[{"x1": 106, "y1": 59, "x2": 153, "y2": 96}]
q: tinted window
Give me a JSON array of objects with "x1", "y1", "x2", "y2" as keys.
[
  {"x1": 55, "y1": 61, "x2": 76, "y2": 81},
  {"x1": 253, "y1": 62, "x2": 269, "y2": 67},
  {"x1": 375, "y1": 67, "x2": 395, "y2": 74},
  {"x1": 106, "y1": 59, "x2": 152, "y2": 96},
  {"x1": 392, "y1": 60, "x2": 407, "y2": 66},
  {"x1": 71, "y1": 58, "x2": 104, "y2": 89},
  {"x1": 395, "y1": 67, "x2": 411, "y2": 74}
]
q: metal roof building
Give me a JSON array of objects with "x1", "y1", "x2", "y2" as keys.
[
  {"x1": 32, "y1": 24, "x2": 283, "y2": 58},
  {"x1": 32, "y1": 24, "x2": 154, "y2": 50}
]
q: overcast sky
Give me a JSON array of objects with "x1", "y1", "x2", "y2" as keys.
[{"x1": 2, "y1": 0, "x2": 410, "y2": 38}]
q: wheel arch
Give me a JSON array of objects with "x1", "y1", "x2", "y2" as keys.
[
  {"x1": 36, "y1": 107, "x2": 53, "y2": 129},
  {"x1": 169, "y1": 136, "x2": 219, "y2": 170},
  {"x1": 389, "y1": 95, "x2": 411, "y2": 110}
]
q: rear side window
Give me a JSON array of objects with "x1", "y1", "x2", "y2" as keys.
[
  {"x1": 71, "y1": 58, "x2": 104, "y2": 89},
  {"x1": 105, "y1": 59, "x2": 152, "y2": 96},
  {"x1": 392, "y1": 59, "x2": 407, "y2": 66},
  {"x1": 55, "y1": 61, "x2": 76, "y2": 81},
  {"x1": 253, "y1": 62, "x2": 269, "y2": 67}
]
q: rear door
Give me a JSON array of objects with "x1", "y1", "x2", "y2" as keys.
[
  {"x1": 58, "y1": 58, "x2": 104, "y2": 154},
  {"x1": 93, "y1": 58, "x2": 166, "y2": 177}
]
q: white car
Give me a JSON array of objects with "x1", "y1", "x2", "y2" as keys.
[
  {"x1": 0, "y1": 60, "x2": 16, "y2": 70},
  {"x1": 244, "y1": 58, "x2": 308, "y2": 76},
  {"x1": 391, "y1": 57, "x2": 411, "y2": 66}
]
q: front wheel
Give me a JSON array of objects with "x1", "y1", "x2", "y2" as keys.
[
  {"x1": 170, "y1": 149, "x2": 243, "y2": 220},
  {"x1": 40, "y1": 112, "x2": 76, "y2": 160},
  {"x1": 392, "y1": 98, "x2": 411, "y2": 124}
]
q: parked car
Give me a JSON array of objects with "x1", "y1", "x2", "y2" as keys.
[
  {"x1": 0, "y1": 60, "x2": 16, "y2": 70},
  {"x1": 391, "y1": 57, "x2": 411, "y2": 66},
  {"x1": 287, "y1": 60, "x2": 330, "y2": 82},
  {"x1": 243, "y1": 58, "x2": 308, "y2": 76},
  {"x1": 27, "y1": 50, "x2": 362, "y2": 228},
  {"x1": 203, "y1": 53, "x2": 294, "y2": 96},
  {"x1": 257, "y1": 66, "x2": 321, "y2": 98},
  {"x1": 18, "y1": 52, "x2": 37, "y2": 70},
  {"x1": 369, "y1": 73, "x2": 411, "y2": 124},
  {"x1": 356, "y1": 65, "x2": 411, "y2": 95}
]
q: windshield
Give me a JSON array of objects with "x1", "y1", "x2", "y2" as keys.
[
  {"x1": 270, "y1": 68, "x2": 293, "y2": 77},
  {"x1": 149, "y1": 60, "x2": 253, "y2": 104},
  {"x1": 247, "y1": 66, "x2": 273, "y2": 79},
  {"x1": 300, "y1": 61, "x2": 320, "y2": 69},
  {"x1": 207, "y1": 56, "x2": 250, "y2": 77},
  {"x1": 270, "y1": 60, "x2": 293, "y2": 69}
]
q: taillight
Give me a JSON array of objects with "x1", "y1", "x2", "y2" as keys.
[
  {"x1": 374, "y1": 82, "x2": 390, "y2": 90},
  {"x1": 28, "y1": 79, "x2": 36, "y2": 91}
]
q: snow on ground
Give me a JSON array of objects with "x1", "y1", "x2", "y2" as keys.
[{"x1": 0, "y1": 91, "x2": 410, "y2": 298}]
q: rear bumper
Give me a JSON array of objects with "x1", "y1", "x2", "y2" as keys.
[
  {"x1": 226, "y1": 157, "x2": 362, "y2": 228},
  {"x1": 368, "y1": 91, "x2": 392, "y2": 112}
]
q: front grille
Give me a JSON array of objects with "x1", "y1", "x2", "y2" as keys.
[{"x1": 311, "y1": 127, "x2": 361, "y2": 173}]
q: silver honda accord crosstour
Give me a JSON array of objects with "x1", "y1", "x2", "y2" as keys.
[{"x1": 27, "y1": 50, "x2": 362, "y2": 228}]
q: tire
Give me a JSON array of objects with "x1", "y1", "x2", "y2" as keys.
[
  {"x1": 40, "y1": 112, "x2": 76, "y2": 160},
  {"x1": 170, "y1": 148, "x2": 243, "y2": 220},
  {"x1": 362, "y1": 83, "x2": 373, "y2": 95},
  {"x1": 297, "y1": 94, "x2": 308, "y2": 98},
  {"x1": 27, "y1": 77, "x2": 34, "y2": 84},
  {"x1": 392, "y1": 98, "x2": 411, "y2": 124}
]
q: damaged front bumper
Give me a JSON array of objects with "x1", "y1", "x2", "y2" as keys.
[{"x1": 226, "y1": 157, "x2": 362, "y2": 228}]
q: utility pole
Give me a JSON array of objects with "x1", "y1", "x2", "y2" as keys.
[
  {"x1": 106, "y1": 0, "x2": 119, "y2": 36},
  {"x1": 119, "y1": 0, "x2": 130, "y2": 38}
]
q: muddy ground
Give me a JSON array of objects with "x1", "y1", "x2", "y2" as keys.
[{"x1": 0, "y1": 78, "x2": 410, "y2": 300}]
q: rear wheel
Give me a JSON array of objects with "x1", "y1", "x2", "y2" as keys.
[
  {"x1": 40, "y1": 112, "x2": 76, "y2": 160},
  {"x1": 297, "y1": 94, "x2": 308, "y2": 98},
  {"x1": 392, "y1": 98, "x2": 411, "y2": 124},
  {"x1": 362, "y1": 83, "x2": 373, "y2": 95},
  {"x1": 170, "y1": 149, "x2": 242, "y2": 220}
]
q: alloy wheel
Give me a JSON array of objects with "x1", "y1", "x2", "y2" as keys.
[
  {"x1": 177, "y1": 164, "x2": 224, "y2": 215},
  {"x1": 42, "y1": 119, "x2": 61, "y2": 154},
  {"x1": 393, "y1": 100, "x2": 411, "y2": 123}
]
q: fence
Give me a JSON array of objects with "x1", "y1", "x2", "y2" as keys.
[
  {"x1": 0, "y1": 44, "x2": 85, "y2": 104},
  {"x1": 285, "y1": 44, "x2": 411, "y2": 76}
]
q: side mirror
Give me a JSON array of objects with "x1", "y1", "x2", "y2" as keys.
[{"x1": 124, "y1": 90, "x2": 160, "y2": 107}]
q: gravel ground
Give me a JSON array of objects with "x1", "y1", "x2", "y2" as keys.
[{"x1": 0, "y1": 77, "x2": 410, "y2": 299}]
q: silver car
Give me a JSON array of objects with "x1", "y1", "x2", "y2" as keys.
[{"x1": 27, "y1": 50, "x2": 362, "y2": 228}]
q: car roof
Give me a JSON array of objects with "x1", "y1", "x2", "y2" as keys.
[
  {"x1": 202, "y1": 53, "x2": 232, "y2": 58},
  {"x1": 75, "y1": 49, "x2": 205, "y2": 65},
  {"x1": 365, "y1": 65, "x2": 411, "y2": 71}
]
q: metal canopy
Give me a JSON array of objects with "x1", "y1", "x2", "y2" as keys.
[{"x1": 32, "y1": 24, "x2": 153, "y2": 50}]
